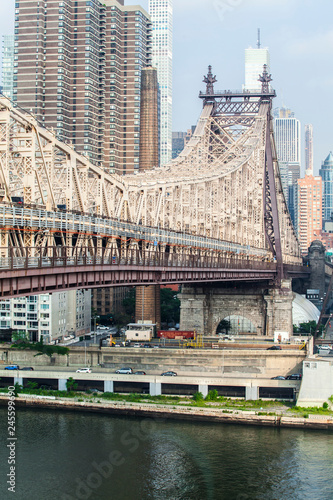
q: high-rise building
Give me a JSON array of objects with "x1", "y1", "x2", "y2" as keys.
[
  {"x1": 139, "y1": 66, "x2": 159, "y2": 170},
  {"x1": 274, "y1": 107, "x2": 301, "y2": 164},
  {"x1": 319, "y1": 152, "x2": 333, "y2": 222},
  {"x1": 297, "y1": 175, "x2": 322, "y2": 255},
  {"x1": 305, "y1": 124, "x2": 313, "y2": 176},
  {"x1": 244, "y1": 31, "x2": 270, "y2": 92},
  {"x1": 149, "y1": 0, "x2": 173, "y2": 166},
  {"x1": 13, "y1": 0, "x2": 152, "y2": 175},
  {"x1": 1, "y1": 35, "x2": 14, "y2": 100},
  {"x1": 273, "y1": 107, "x2": 301, "y2": 229},
  {"x1": 172, "y1": 127, "x2": 195, "y2": 159},
  {"x1": 0, "y1": 289, "x2": 91, "y2": 343}
]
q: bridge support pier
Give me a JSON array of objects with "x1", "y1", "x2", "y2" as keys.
[
  {"x1": 179, "y1": 280, "x2": 294, "y2": 338},
  {"x1": 198, "y1": 384, "x2": 208, "y2": 398},
  {"x1": 150, "y1": 382, "x2": 161, "y2": 396},
  {"x1": 14, "y1": 376, "x2": 23, "y2": 386},
  {"x1": 264, "y1": 279, "x2": 293, "y2": 337},
  {"x1": 58, "y1": 379, "x2": 67, "y2": 391},
  {"x1": 245, "y1": 385, "x2": 259, "y2": 400},
  {"x1": 135, "y1": 285, "x2": 161, "y2": 329},
  {"x1": 104, "y1": 380, "x2": 114, "y2": 393}
]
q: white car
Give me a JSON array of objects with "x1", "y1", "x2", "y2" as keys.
[{"x1": 76, "y1": 367, "x2": 91, "y2": 373}]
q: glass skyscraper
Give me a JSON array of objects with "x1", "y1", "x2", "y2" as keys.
[
  {"x1": 319, "y1": 152, "x2": 333, "y2": 222},
  {"x1": 149, "y1": 0, "x2": 173, "y2": 166},
  {"x1": 1, "y1": 35, "x2": 14, "y2": 100}
]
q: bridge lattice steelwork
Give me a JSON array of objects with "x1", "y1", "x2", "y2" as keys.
[{"x1": 0, "y1": 67, "x2": 302, "y2": 296}]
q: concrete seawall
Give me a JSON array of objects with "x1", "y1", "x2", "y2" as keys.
[{"x1": 1, "y1": 395, "x2": 332, "y2": 430}]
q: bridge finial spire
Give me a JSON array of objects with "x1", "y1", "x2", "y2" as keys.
[
  {"x1": 203, "y1": 65, "x2": 217, "y2": 95},
  {"x1": 258, "y1": 64, "x2": 272, "y2": 94}
]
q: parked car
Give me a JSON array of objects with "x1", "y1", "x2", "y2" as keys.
[
  {"x1": 134, "y1": 371, "x2": 146, "y2": 375},
  {"x1": 161, "y1": 371, "x2": 177, "y2": 376},
  {"x1": 286, "y1": 373, "x2": 302, "y2": 380},
  {"x1": 115, "y1": 367, "x2": 133, "y2": 374},
  {"x1": 143, "y1": 344, "x2": 152, "y2": 348},
  {"x1": 21, "y1": 367, "x2": 34, "y2": 371},
  {"x1": 4, "y1": 365, "x2": 20, "y2": 370},
  {"x1": 271, "y1": 375, "x2": 285, "y2": 380},
  {"x1": 76, "y1": 368, "x2": 92, "y2": 373},
  {"x1": 133, "y1": 343, "x2": 141, "y2": 348},
  {"x1": 267, "y1": 345, "x2": 282, "y2": 350}
]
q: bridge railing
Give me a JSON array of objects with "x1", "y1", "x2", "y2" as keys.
[{"x1": 0, "y1": 247, "x2": 276, "y2": 272}]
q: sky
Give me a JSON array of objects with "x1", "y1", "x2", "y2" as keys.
[{"x1": 1, "y1": 0, "x2": 333, "y2": 173}]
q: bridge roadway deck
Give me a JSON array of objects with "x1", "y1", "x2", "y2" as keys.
[{"x1": 0, "y1": 263, "x2": 277, "y2": 298}]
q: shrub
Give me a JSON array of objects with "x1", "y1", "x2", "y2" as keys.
[
  {"x1": 192, "y1": 391, "x2": 204, "y2": 402},
  {"x1": 323, "y1": 402, "x2": 329, "y2": 409},
  {"x1": 205, "y1": 389, "x2": 218, "y2": 401}
]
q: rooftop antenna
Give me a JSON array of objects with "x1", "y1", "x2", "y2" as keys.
[{"x1": 257, "y1": 28, "x2": 261, "y2": 49}]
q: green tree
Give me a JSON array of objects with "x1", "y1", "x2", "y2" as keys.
[
  {"x1": 160, "y1": 288, "x2": 180, "y2": 325},
  {"x1": 11, "y1": 336, "x2": 69, "y2": 359},
  {"x1": 123, "y1": 288, "x2": 135, "y2": 318},
  {"x1": 66, "y1": 377, "x2": 78, "y2": 392},
  {"x1": 11, "y1": 330, "x2": 29, "y2": 342}
]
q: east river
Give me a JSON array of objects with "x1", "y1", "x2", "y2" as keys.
[{"x1": 0, "y1": 407, "x2": 333, "y2": 500}]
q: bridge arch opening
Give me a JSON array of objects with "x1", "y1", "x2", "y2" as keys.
[{"x1": 216, "y1": 315, "x2": 256, "y2": 335}]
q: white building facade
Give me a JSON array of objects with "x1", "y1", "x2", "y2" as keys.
[
  {"x1": 149, "y1": 0, "x2": 173, "y2": 166},
  {"x1": 0, "y1": 290, "x2": 91, "y2": 343}
]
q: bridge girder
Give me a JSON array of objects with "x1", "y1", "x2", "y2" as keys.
[{"x1": 0, "y1": 93, "x2": 301, "y2": 270}]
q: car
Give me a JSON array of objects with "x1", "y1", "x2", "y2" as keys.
[
  {"x1": 286, "y1": 373, "x2": 302, "y2": 380},
  {"x1": 271, "y1": 375, "x2": 285, "y2": 380},
  {"x1": 4, "y1": 365, "x2": 20, "y2": 370},
  {"x1": 134, "y1": 371, "x2": 146, "y2": 375},
  {"x1": 318, "y1": 345, "x2": 331, "y2": 350},
  {"x1": 161, "y1": 371, "x2": 177, "y2": 376},
  {"x1": 76, "y1": 368, "x2": 92, "y2": 373},
  {"x1": 133, "y1": 343, "x2": 141, "y2": 348},
  {"x1": 143, "y1": 344, "x2": 152, "y2": 348},
  {"x1": 267, "y1": 345, "x2": 282, "y2": 350},
  {"x1": 21, "y1": 367, "x2": 34, "y2": 371},
  {"x1": 115, "y1": 367, "x2": 133, "y2": 374},
  {"x1": 153, "y1": 345, "x2": 160, "y2": 349}
]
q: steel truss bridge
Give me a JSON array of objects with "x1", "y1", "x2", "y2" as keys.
[{"x1": 0, "y1": 67, "x2": 305, "y2": 297}]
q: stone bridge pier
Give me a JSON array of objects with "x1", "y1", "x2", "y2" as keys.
[{"x1": 179, "y1": 280, "x2": 293, "y2": 338}]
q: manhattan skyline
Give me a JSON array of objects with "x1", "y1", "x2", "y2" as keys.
[{"x1": 1, "y1": 0, "x2": 332, "y2": 173}]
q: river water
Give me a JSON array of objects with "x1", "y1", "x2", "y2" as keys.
[{"x1": 0, "y1": 407, "x2": 332, "y2": 500}]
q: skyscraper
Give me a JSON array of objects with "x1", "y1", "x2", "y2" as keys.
[
  {"x1": 13, "y1": 0, "x2": 152, "y2": 175},
  {"x1": 297, "y1": 175, "x2": 322, "y2": 255},
  {"x1": 244, "y1": 31, "x2": 270, "y2": 91},
  {"x1": 274, "y1": 107, "x2": 301, "y2": 164},
  {"x1": 305, "y1": 124, "x2": 313, "y2": 176},
  {"x1": 1, "y1": 35, "x2": 14, "y2": 100},
  {"x1": 149, "y1": 0, "x2": 173, "y2": 166},
  {"x1": 274, "y1": 107, "x2": 301, "y2": 230},
  {"x1": 319, "y1": 152, "x2": 333, "y2": 222}
]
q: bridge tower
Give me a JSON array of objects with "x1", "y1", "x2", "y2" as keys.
[{"x1": 179, "y1": 66, "x2": 296, "y2": 338}]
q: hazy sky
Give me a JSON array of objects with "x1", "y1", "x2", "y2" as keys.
[{"x1": 1, "y1": 0, "x2": 333, "y2": 172}]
